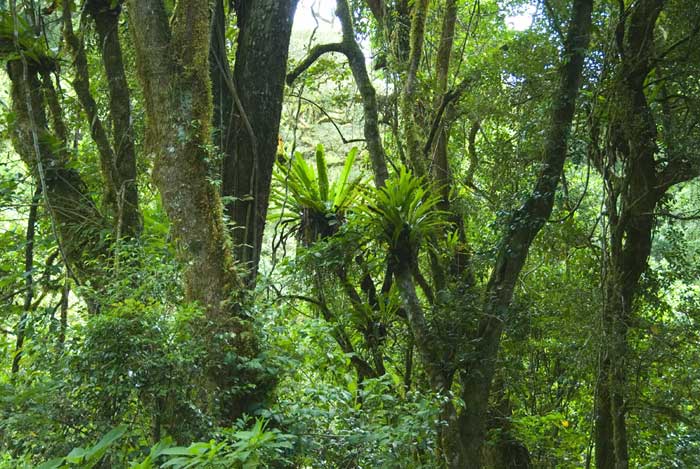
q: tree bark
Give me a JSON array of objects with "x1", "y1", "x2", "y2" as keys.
[
  {"x1": 126, "y1": 0, "x2": 262, "y2": 420},
  {"x1": 219, "y1": 0, "x2": 299, "y2": 283},
  {"x1": 400, "y1": 0, "x2": 430, "y2": 176},
  {"x1": 431, "y1": 0, "x2": 457, "y2": 203},
  {"x1": 87, "y1": 0, "x2": 140, "y2": 238},
  {"x1": 7, "y1": 60, "x2": 108, "y2": 287},
  {"x1": 593, "y1": 2, "x2": 667, "y2": 467},
  {"x1": 62, "y1": 2, "x2": 124, "y2": 232}
]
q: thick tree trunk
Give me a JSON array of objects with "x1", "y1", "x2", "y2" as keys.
[
  {"x1": 7, "y1": 60, "x2": 108, "y2": 286},
  {"x1": 128, "y1": 0, "x2": 239, "y2": 317},
  {"x1": 220, "y1": 0, "x2": 298, "y2": 283},
  {"x1": 126, "y1": 0, "x2": 263, "y2": 420}
]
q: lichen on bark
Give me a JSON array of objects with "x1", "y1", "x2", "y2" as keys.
[{"x1": 126, "y1": 0, "x2": 267, "y2": 420}]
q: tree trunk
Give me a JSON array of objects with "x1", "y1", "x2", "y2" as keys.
[
  {"x1": 431, "y1": 0, "x2": 457, "y2": 203},
  {"x1": 87, "y1": 0, "x2": 140, "y2": 238},
  {"x1": 286, "y1": 0, "x2": 389, "y2": 188},
  {"x1": 592, "y1": 2, "x2": 668, "y2": 466},
  {"x1": 220, "y1": 0, "x2": 299, "y2": 283},
  {"x1": 451, "y1": 0, "x2": 594, "y2": 465},
  {"x1": 11, "y1": 185, "x2": 40, "y2": 373},
  {"x1": 595, "y1": 353, "x2": 615, "y2": 469},
  {"x1": 126, "y1": 0, "x2": 263, "y2": 420},
  {"x1": 399, "y1": 0, "x2": 430, "y2": 176},
  {"x1": 7, "y1": 60, "x2": 108, "y2": 286}
]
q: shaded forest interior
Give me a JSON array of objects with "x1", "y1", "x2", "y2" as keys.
[{"x1": 1, "y1": 0, "x2": 699, "y2": 467}]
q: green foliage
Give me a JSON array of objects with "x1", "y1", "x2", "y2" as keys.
[
  {"x1": 271, "y1": 145, "x2": 363, "y2": 243},
  {"x1": 2, "y1": 1, "x2": 700, "y2": 468},
  {"x1": 35, "y1": 426, "x2": 127, "y2": 469},
  {"x1": 133, "y1": 418, "x2": 294, "y2": 469},
  {"x1": 70, "y1": 298, "x2": 209, "y2": 437},
  {"x1": 27, "y1": 418, "x2": 292, "y2": 469},
  {"x1": 0, "y1": 11, "x2": 53, "y2": 65},
  {"x1": 362, "y1": 167, "x2": 446, "y2": 260}
]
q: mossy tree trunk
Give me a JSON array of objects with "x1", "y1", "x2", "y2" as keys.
[
  {"x1": 7, "y1": 59, "x2": 108, "y2": 287},
  {"x1": 62, "y1": 0, "x2": 140, "y2": 239},
  {"x1": 126, "y1": 0, "x2": 264, "y2": 420},
  {"x1": 7, "y1": 4, "x2": 133, "y2": 311},
  {"x1": 87, "y1": 0, "x2": 141, "y2": 238}
]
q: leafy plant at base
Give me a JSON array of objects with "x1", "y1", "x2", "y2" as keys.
[{"x1": 131, "y1": 418, "x2": 294, "y2": 469}]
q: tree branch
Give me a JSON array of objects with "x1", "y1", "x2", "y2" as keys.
[
  {"x1": 286, "y1": 0, "x2": 389, "y2": 187},
  {"x1": 62, "y1": 1, "x2": 120, "y2": 217},
  {"x1": 288, "y1": 93, "x2": 365, "y2": 144},
  {"x1": 423, "y1": 75, "x2": 478, "y2": 159},
  {"x1": 286, "y1": 42, "x2": 347, "y2": 85}
]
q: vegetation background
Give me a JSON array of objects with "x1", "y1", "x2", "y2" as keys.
[{"x1": 0, "y1": 0, "x2": 699, "y2": 467}]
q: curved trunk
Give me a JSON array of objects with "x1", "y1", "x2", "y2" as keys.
[
  {"x1": 453, "y1": 0, "x2": 594, "y2": 465},
  {"x1": 7, "y1": 60, "x2": 108, "y2": 287}
]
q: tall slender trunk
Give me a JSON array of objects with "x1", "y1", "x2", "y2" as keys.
[
  {"x1": 87, "y1": 0, "x2": 140, "y2": 238},
  {"x1": 592, "y1": 2, "x2": 670, "y2": 466},
  {"x1": 452, "y1": 0, "x2": 594, "y2": 466},
  {"x1": 595, "y1": 353, "x2": 615, "y2": 469},
  {"x1": 286, "y1": 0, "x2": 389, "y2": 188},
  {"x1": 11, "y1": 186, "x2": 40, "y2": 373},
  {"x1": 399, "y1": 0, "x2": 430, "y2": 176},
  {"x1": 431, "y1": 0, "x2": 457, "y2": 203}
]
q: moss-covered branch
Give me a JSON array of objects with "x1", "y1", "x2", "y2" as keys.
[
  {"x1": 62, "y1": 2, "x2": 120, "y2": 221},
  {"x1": 287, "y1": 0, "x2": 389, "y2": 187},
  {"x1": 87, "y1": 0, "x2": 141, "y2": 238},
  {"x1": 399, "y1": 0, "x2": 430, "y2": 176}
]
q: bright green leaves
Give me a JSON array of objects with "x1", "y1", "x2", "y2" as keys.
[
  {"x1": 271, "y1": 145, "x2": 363, "y2": 244},
  {"x1": 36, "y1": 426, "x2": 127, "y2": 469},
  {"x1": 35, "y1": 419, "x2": 294, "y2": 468},
  {"x1": 272, "y1": 148, "x2": 445, "y2": 262},
  {"x1": 315, "y1": 144, "x2": 329, "y2": 202},
  {"x1": 362, "y1": 167, "x2": 446, "y2": 262},
  {"x1": 131, "y1": 418, "x2": 293, "y2": 469}
]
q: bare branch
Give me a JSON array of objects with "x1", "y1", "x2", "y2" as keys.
[{"x1": 286, "y1": 42, "x2": 347, "y2": 85}]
